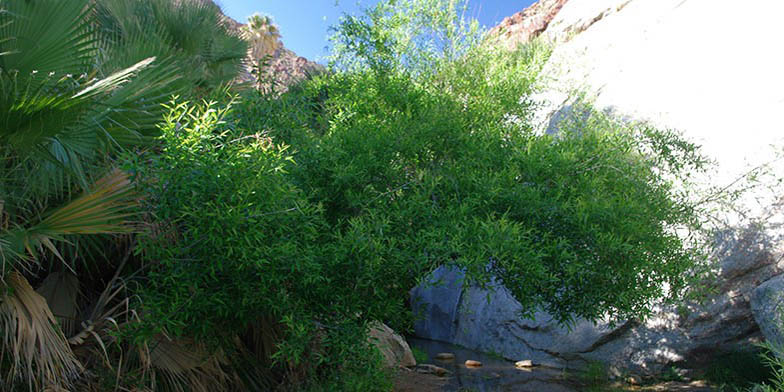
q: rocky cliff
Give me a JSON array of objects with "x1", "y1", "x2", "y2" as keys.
[{"x1": 413, "y1": 0, "x2": 784, "y2": 377}]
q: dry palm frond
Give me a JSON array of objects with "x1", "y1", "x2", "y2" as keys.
[
  {"x1": 140, "y1": 335, "x2": 236, "y2": 392},
  {"x1": 0, "y1": 271, "x2": 83, "y2": 390},
  {"x1": 34, "y1": 168, "x2": 137, "y2": 236},
  {"x1": 4, "y1": 168, "x2": 137, "y2": 272}
]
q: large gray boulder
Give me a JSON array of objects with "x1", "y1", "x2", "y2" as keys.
[
  {"x1": 412, "y1": 266, "x2": 617, "y2": 369},
  {"x1": 413, "y1": 230, "x2": 780, "y2": 376}
]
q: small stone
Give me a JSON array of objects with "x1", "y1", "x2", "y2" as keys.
[
  {"x1": 415, "y1": 364, "x2": 450, "y2": 377},
  {"x1": 626, "y1": 375, "x2": 642, "y2": 385},
  {"x1": 435, "y1": 352, "x2": 455, "y2": 360},
  {"x1": 464, "y1": 359, "x2": 483, "y2": 368},
  {"x1": 515, "y1": 359, "x2": 534, "y2": 368}
]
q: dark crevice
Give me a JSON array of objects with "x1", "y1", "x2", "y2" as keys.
[{"x1": 578, "y1": 320, "x2": 639, "y2": 354}]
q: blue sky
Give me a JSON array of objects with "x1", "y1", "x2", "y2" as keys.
[{"x1": 217, "y1": 1, "x2": 536, "y2": 63}]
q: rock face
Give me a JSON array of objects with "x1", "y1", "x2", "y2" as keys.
[
  {"x1": 259, "y1": 46, "x2": 324, "y2": 93},
  {"x1": 413, "y1": 0, "x2": 784, "y2": 376},
  {"x1": 368, "y1": 322, "x2": 417, "y2": 368},
  {"x1": 487, "y1": 0, "x2": 569, "y2": 49}
]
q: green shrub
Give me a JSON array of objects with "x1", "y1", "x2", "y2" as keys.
[
  {"x1": 126, "y1": 97, "x2": 396, "y2": 389},
  {"x1": 237, "y1": 65, "x2": 709, "y2": 326}
]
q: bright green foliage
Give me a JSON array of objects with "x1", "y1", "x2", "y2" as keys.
[
  {"x1": 232, "y1": 51, "x2": 707, "y2": 326},
  {"x1": 127, "y1": 98, "x2": 397, "y2": 389},
  {"x1": 129, "y1": 98, "x2": 323, "y2": 342}
]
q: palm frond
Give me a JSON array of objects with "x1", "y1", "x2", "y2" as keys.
[
  {"x1": 1, "y1": 169, "x2": 136, "y2": 272},
  {"x1": 33, "y1": 168, "x2": 136, "y2": 235},
  {"x1": 0, "y1": 271, "x2": 82, "y2": 390},
  {"x1": 0, "y1": 0, "x2": 96, "y2": 77},
  {"x1": 142, "y1": 336, "x2": 235, "y2": 392}
]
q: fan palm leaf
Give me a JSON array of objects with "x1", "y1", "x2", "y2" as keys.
[
  {"x1": 1, "y1": 0, "x2": 185, "y2": 193},
  {"x1": 1, "y1": 168, "x2": 136, "y2": 273},
  {"x1": 142, "y1": 336, "x2": 235, "y2": 392}
]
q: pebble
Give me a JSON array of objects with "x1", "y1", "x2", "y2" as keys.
[
  {"x1": 464, "y1": 359, "x2": 483, "y2": 368},
  {"x1": 435, "y1": 352, "x2": 455, "y2": 360},
  {"x1": 515, "y1": 359, "x2": 534, "y2": 368}
]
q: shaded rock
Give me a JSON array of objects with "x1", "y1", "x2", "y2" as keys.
[
  {"x1": 411, "y1": 265, "x2": 619, "y2": 370},
  {"x1": 411, "y1": 265, "x2": 465, "y2": 343},
  {"x1": 412, "y1": 232, "x2": 781, "y2": 375},
  {"x1": 415, "y1": 364, "x2": 450, "y2": 376},
  {"x1": 368, "y1": 322, "x2": 416, "y2": 368},
  {"x1": 751, "y1": 275, "x2": 784, "y2": 349}
]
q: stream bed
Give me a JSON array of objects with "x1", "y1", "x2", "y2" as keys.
[{"x1": 407, "y1": 337, "x2": 583, "y2": 392}]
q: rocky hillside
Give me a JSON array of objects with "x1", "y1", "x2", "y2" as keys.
[{"x1": 414, "y1": 0, "x2": 784, "y2": 378}]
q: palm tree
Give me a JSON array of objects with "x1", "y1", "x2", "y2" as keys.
[
  {"x1": 242, "y1": 13, "x2": 282, "y2": 90},
  {"x1": 0, "y1": 0, "x2": 251, "y2": 388}
]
